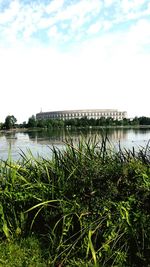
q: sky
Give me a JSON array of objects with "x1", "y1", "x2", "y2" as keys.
[{"x1": 0, "y1": 0, "x2": 150, "y2": 123}]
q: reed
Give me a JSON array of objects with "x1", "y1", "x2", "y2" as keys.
[{"x1": 0, "y1": 136, "x2": 150, "y2": 266}]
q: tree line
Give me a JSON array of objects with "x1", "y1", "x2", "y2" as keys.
[{"x1": 0, "y1": 114, "x2": 150, "y2": 130}]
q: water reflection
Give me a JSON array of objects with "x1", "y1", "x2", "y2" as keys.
[
  {"x1": 5, "y1": 133, "x2": 18, "y2": 147},
  {"x1": 0, "y1": 128, "x2": 149, "y2": 161},
  {"x1": 26, "y1": 128, "x2": 128, "y2": 145}
]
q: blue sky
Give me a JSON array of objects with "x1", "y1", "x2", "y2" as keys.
[{"x1": 0, "y1": 0, "x2": 150, "y2": 122}]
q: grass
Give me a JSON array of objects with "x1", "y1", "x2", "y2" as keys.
[
  {"x1": 0, "y1": 236, "x2": 47, "y2": 267},
  {"x1": 0, "y1": 135, "x2": 150, "y2": 266}
]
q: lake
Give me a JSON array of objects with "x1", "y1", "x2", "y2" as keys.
[{"x1": 0, "y1": 127, "x2": 150, "y2": 161}]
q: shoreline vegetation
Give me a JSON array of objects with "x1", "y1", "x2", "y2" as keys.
[
  {"x1": 1, "y1": 124, "x2": 150, "y2": 134},
  {"x1": 0, "y1": 137, "x2": 150, "y2": 266},
  {"x1": 1, "y1": 114, "x2": 150, "y2": 131}
]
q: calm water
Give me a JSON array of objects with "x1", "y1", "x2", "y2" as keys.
[{"x1": 0, "y1": 128, "x2": 150, "y2": 161}]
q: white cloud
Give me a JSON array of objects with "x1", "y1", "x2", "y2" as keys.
[
  {"x1": 70, "y1": 16, "x2": 86, "y2": 31},
  {"x1": 48, "y1": 25, "x2": 58, "y2": 37},
  {"x1": 0, "y1": 0, "x2": 149, "y2": 48},
  {"x1": 108, "y1": 0, "x2": 150, "y2": 29},
  {"x1": 45, "y1": 0, "x2": 64, "y2": 14},
  {"x1": 87, "y1": 21, "x2": 102, "y2": 34},
  {"x1": 121, "y1": 0, "x2": 146, "y2": 13},
  {"x1": 38, "y1": 17, "x2": 55, "y2": 30},
  {"x1": 102, "y1": 20, "x2": 112, "y2": 31},
  {"x1": 0, "y1": 0, "x2": 101, "y2": 46},
  {"x1": 0, "y1": 0, "x2": 20, "y2": 24},
  {"x1": 127, "y1": 19, "x2": 150, "y2": 50},
  {"x1": 53, "y1": 0, "x2": 102, "y2": 34},
  {"x1": 115, "y1": 0, "x2": 150, "y2": 24},
  {"x1": 57, "y1": 0, "x2": 101, "y2": 20},
  {"x1": 104, "y1": 0, "x2": 114, "y2": 7},
  {"x1": 47, "y1": 24, "x2": 66, "y2": 42}
]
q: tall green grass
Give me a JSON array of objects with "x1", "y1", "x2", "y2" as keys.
[{"x1": 0, "y1": 136, "x2": 150, "y2": 266}]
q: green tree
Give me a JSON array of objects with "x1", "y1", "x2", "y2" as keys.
[
  {"x1": 37, "y1": 119, "x2": 46, "y2": 128},
  {"x1": 138, "y1": 116, "x2": 150, "y2": 125},
  {"x1": 4, "y1": 115, "x2": 17, "y2": 129},
  {"x1": 0, "y1": 122, "x2": 3, "y2": 130},
  {"x1": 27, "y1": 115, "x2": 37, "y2": 128},
  {"x1": 131, "y1": 117, "x2": 139, "y2": 126},
  {"x1": 98, "y1": 117, "x2": 106, "y2": 126},
  {"x1": 106, "y1": 117, "x2": 114, "y2": 126}
]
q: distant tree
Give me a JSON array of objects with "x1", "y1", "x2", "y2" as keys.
[
  {"x1": 138, "y1": 116, "x2": 150, "y2": 125},
  {"x1": 58, "y1": 119, "x2": 64, "y2": 128},
  {"x1": 80, "y1": 117, "x2": 89, "y2": 127},
  {"x1": 114, "y1": 119, "x2": 122, "y2": 126},
  {"x1": 37, "y1": 119, "x2": 46, "y2": 128},
  {"x1": 98, "y1": 117, "x2": 106, "y2": 126},
  {"x1": 4, "y1": 115, "x2": 17, "y2": 129},
  {"x1": 131, "y1": 117, "x2": 139, "y2": 126},
  {"x1": 27, "y1": 115, "x2": 37, "y2": 128},
  {"x1": 51, "y1": 119, "x2": 64, "y2": 128},
  {"x1": 122, "y1": 118, "x2": 129, "y2": 126},
  {"x1": 22, "y1": 121, "x2": 27, "y2": 128},
  {"x1": 89, "y1": 118, "x2": 96, "y2": 126},
  {"x1": 0, "y1": 122, "x2": 3, "y2": 130},
  {"x1": 106, "y1": 117, "x2": 114, "y2": 126},
  {"x1": 19, "y1": 121, "x2": 27, "y2": 128}
]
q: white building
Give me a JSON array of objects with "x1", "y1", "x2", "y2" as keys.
[{"x1": 36, "y1": 109, "x2": 127, "y2": 121}]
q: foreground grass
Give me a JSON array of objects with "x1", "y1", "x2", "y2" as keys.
[
  {"x1": 0, "y1": 136, "x2": 150, "y2": 266},
  {"x1": 0, "y1": 236, "x2": 47, "y2": 267}
]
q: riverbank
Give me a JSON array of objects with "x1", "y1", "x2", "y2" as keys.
[
  {"x1": 0, "y1": 137, "x2": 150, "y2": 266},
  {"x1": 0, "y1": 127, "x2": 29, "y2": 134},
  {"x1": 1, "y1": 124, "x2": 150, "y2": 134}
]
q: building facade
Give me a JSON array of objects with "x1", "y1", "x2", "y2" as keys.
[{"x1": 36, "y1": 109, "x2": 127, "y2": 121}]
